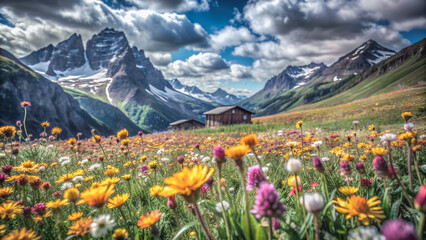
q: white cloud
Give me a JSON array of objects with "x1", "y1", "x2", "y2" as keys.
[
  {"x1": 209, "y1": 26, "x2": 257, "y2": 51},
  {"x1": 145, "y1": 51, "x2": 172, "y2": 66},
  {"x1": 128, "y1": 0, "x2": 210, "y2": 12},
  {"x1": 0, "y1": 0, "x2": 209, "y2": 56}
]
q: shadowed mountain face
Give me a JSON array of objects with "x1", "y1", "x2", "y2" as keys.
[
  {"x1": 20, "y1": 28, "x2": 214, "y2": 132},
  {"x1": 240, "y1": 39, "x2": 419, "y2": 116},
  {"x1": 0, "y1": 48, "x2": 114, "y2": 139}
]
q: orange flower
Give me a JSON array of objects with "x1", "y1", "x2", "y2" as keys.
[
  {"x1": 225, "y1": 144, "x2": 250, "y2": 161},
  {"x1": 41, "y1": 121, "x2": 50, "y2": 128},
  {"x1": 92, "y1": 135, "x2": 101, "y2": 143},
  {"x1": 51, "y1": 127, "x2": 62, "y2": 135},
  {"x1": 117, "y1": 129, "x2": 128, "y2": 139},
  {"x1": 0, "y1": 126, "x2": 16, "y2": 139},
  {"x1": 240, "y1": 134, "x2": 258, "y2": 149},
  {"x1": 20, "y1": 101, "x2": 31, "y2": 107},
  {"x1": 78, "y1": 185, "x2": 115, "y2": 208},
  {"x1": 68, "y1": 217, "x2": 92, "y2": 236},
  {"x1": 67, "y1": 138, "x2": 77, "y2": 145},
  {"x1": 137, "y1": 210, "x2": 161, "y2": 229}
]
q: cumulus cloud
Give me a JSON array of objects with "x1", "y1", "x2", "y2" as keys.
[
  {"x1": 209, "y1": 26, "x2": 257, "y2": 51},
  {"x1": 0, "y1": 0, "x2": 209, "y2": 56},
  {"x1": 145, "y1": 51, "x2": 172, "y2": 66},
  {"x1": 128, "y1": 0, "x2": 210, "y2": 12}
]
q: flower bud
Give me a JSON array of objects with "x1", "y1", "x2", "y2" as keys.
[
  {"x1": 299, "y1": 192, "x2": 324, "y2": 214},
  {"x1": 176, "y1": 156, "x2": 185, "y2": 164},
  {"x1": 167, "y1": 195, "x2": 177, "y2": 210},
  {"x1": 340, "y1": 161, "x2": 352, "y2": 176},
  {"x1": 312, "y1": 157, "x2": 324, "y2": 173},
  {"x1": 415, "y1": 185, "x2": 426, "y2": 212},
  {"x1": 373, "y1": 156, "x2": 389, "y2": 179},
  {"x1": 138, "y1": 131, "x2": 143, "y2": 136},
  {"x1": 356, "y1": 162, "x2": 365, "y2": 175},
  {"x1": 286, "y1": 158, "x2": 302, "y2": 173}
]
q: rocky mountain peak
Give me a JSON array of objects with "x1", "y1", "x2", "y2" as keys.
[
  {"x1": 86, "y1": 28, "x2": 130, "y2": 70},
  {"x1": 46, "y1": 33, "x2": 85, "y2": 75},
  {"x1": 20, "y1": 44, "x2": 54, "y2": 66},
  {"x1": 321, "y1": 39, "x2": 395, "y2": 78}
]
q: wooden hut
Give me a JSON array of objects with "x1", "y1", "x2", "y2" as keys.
[
  {"x1": 204, "y1": 106, "x2": 254, "y2": 127},
  {"x1": 170, "y1": 119, "x2": 205, "y2": 131}
]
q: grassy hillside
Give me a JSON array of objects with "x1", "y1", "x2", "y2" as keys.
[{"x1": 249, "y1": 84, "x2": 425, "y2": 131}]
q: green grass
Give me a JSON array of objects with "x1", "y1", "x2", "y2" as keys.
[{"x1": 64, "y1": 87, "x2": 109, "y2": 103}]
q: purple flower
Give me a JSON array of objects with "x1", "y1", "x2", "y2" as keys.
[
  {"x1": 16, "y1": 121, "x2": 22, "y2": 127},
  {"x1": 0, "y1": 173, "x2": 7, "y2": 184},
  {"x1": 33, "y1": 203, "x2": 47, "y2": 216},
  {"x1": 340, "y1": 161, "x2": 352, "y2": 176},
  {"x1": 194, "y1": 144, "x2": 200, "y2": 149},
  {"x1": 246, "y1": 165, "x2": 266, "y2": 191},
  {"x1": 205, "y1": 177, "x2": 214, "y2": 187},
  {"x1": 201, "y1": 184, "x2": 210, "y2": 195},
  {"x1": 251, "y1": 182, "x2": 286, "y2": 219},
  {"x1": 381, "y1": 219, "x2": 418, "y2": 240},
  {"x1": 40, "y1": 132, "x2": 47, "y2": 138},
  {"x1": 2, "y1": 165, "x2": 12, "y2": 174},
  {"x1": 356, "y1": 162, "x2": 365, "y2": 175},
  {"x1": 272, "y1": 218, "x2": 281, "y2": 230},
  {"x1": 312, "y1": 157, "x2": 324, "y2": 173},
  {"x1": 22, "y1": 206, "x2": 32, "y2": 217},
  {"x1": 373, "y1": 156, "x2": 389, "y2": 179},
  {"x1": 140, "y1": 165, "x2": 148, "y2": 175},
  {"x1": 138, "y1": 131, "x2": 143, "y2": 136},
  {"x1": 213, "y1": 145, "x2": 225, "y2": 161},
  {"x1": 176, "y1": 156, "x2": 185, "y2": 164}
]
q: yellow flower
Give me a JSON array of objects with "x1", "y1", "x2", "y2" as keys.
[
  {"x1": 92, "y1": 135, "x2": 101, "y2": 143},
  {"x1": 121, "y1": 139, "x2": 131, "y2": 146},
  {"x1": 46, "y1": 199, "x2": 69, "y2": 209},
  {"x1": 225, "y1": 144, "x2": 250, "y2": 161},
  {"x1": 338, "y1": 186, "x2": 359, "y2": 196},
  {"x1": 137, "y1": 210, "x2": 162, "y2": 229},
  {"x1": 0, "y1": 201, "x2": 24, "y2": 220},
  {"x1": 56, "y1": 173, "x2": 74, "y2": 183},
  {"x1": 100, "y1": 177, "x2": 120, "y2": 187},
  {"x1": 371, "y1": 147, "x2": 387, "y2": 156},
  {"x1": 0, "y1": 187, "x2": 13, "y2": 198},
  {"x1": 401, "y1": 112, "x2": 412, "y2": 121},
  {"x1": 107, "y1": 193, "x2": 130, "y2": 209},
  {"x1": 333, "y1": 195, "x2": 385, "y2": 225},
  {"x1": 2, "y1": 228, "x2": 40, "y2": 240},
  {"x1": 287, "y1": 176, "x2": 301, "y2": 188},
  {"x1": 51, "y1": 127, "x2": 62, "y2": 135},
  {"x1": 41, "y1": 121, "x2": 50, "y2": 128},
  {"x1": 68, "y1": 217, "x2": 92, "y2": 236},
  {"x1": 0, "y1": 224, "x2": 5, "y2": 236},
  {"x1": 64, "y1": 188, "x2": 80, "y2": 202},
  {"x1": 368, "y1": 125, "x2": 375, "y2": 131},
  {"x1": 0, "y1": 126, "x2": 16, "y2": 138},
  {"x1": 140, "y1": 156, "x2": 148, "y2": 162},
  {"x1": 78, "y1": 185, "x2": 115, "y2": 208},
  {"x1": 149, "y1": 185, "x2": 164, "y2": 197},
  {"x1": 117, "y1": 129, "x2": 128, "y2": 139},
  {"x1": 341, "y1": 153, "x2": 355, "y2": 161},
  {"x1": 148, "y1": 160, "x2": 158, "y2": 170},
  {"x1": 190, "y1": 231, "x2": 197, "y2": 237},
  {"x1": 121, "y1": 174, "x2": 131, "y2": 181},
  {"x1": 159, "y1": 165, "x2": 214, "y2": 200},
  {"x1": 240, "y1": 134, "x2": 258, "y2": 149},
  {"x1": 67, "y1": 138, "x2": 77, "y2": 145},
  {"x1": 85, "y1": 176, "x2": 94, "y2": 182},
  {"x1": 113, "y1": 228, "x2": 128, "y2": 240},
  {"x1": 68, "y1": 212, "x2": 84, "y2": 221},
  {"x1": 105, "y1": 166, "x2": 119, "y2": 177},
  {"x1": 296, "y1": 120, "x2": 303, "y2": 128}
]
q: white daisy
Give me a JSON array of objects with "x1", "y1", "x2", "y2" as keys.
[
  {"x1": 348, "y1": 226, "x2": 384, "y2": 240},
  {"x1": 90, "y1": 214, "x2": 115, "y2": 238},
  {"x1": 215, "y1": 201, "x2": 230, "y2": 212},
  {"x1": 61, "y1": 182, "x2": 74, "y2": 190},
  {"x1": 88, "y1": 163, "x2": 102, "y2": 172}
]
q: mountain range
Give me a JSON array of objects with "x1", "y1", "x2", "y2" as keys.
[
  {"x1": 169, "y1": 79, "x2": 245, "y2": 105},
  {"x1": 19, "y1": 28, "x2": 216, "y2": 133},
  {"x1": 1, "y1": 26, "x2": 424, "y2": 137},
  {"x1": 240, "y1": 39, "x2": 404, "y2": 116}
]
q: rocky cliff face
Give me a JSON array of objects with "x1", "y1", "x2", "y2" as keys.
[
  {"x1": 20, "y1": 28, "x2": 214, "y2": 132},
  {"x1": 0, "y1": 48, "x2": 113, "y2": 139}
]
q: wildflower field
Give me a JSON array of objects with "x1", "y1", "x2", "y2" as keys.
[{"x1": 0, "y1": 102, "x2": 425, "y2": 240}]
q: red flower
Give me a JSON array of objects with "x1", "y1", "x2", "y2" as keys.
[{"x1": 289, "y1": 186, "x2": 302, "y2": 196}]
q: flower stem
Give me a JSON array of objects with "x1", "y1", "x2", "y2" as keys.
[
  {"x1": 387, "y1": 147, "x2": 412, "y2": 204},
  {"x1": 268, "y1": 218, "x2": 273, "y2": 240},
  {"x1": 418, "y1": 213, "x2": 425, "y2": 240},
  {"x1": 237, "y1": 165, "x2": 252, "y2": 240},
  {"x1": 23, "y1": 107, "x2": 29, "y2": 141},
  {"x1": 414, "y1": 151, "x2": 423, "y2": 185},
  {"x1": 314, "y1": 214, "x2": 320, "y2": 240},
  {"x1": 192, "y1": 203, "x2": 214, "y2": 240},
  {"x1": 407, "y1": 144, "x2": 413, "y2": 191},
  {"x1": 217, "y1": 168, "x2": 231, "y2": 240}
]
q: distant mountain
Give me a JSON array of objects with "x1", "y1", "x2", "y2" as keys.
[
  {"x1": 21, "y1": 28, "x2": 214, "y2": 132},
  {"x1": 0, "y1": 48, "x2": 114, "y2": 139},
  {"x1": 320, "y1": 39, "x2": 395, "y2": 81},
  {"x1": 241, "y1": 39, "x2": 405, "y2": 116},
  {"x1": 169, "y1": 79, "x2": 245, "y2": 105}
]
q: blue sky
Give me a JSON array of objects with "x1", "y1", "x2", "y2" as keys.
[{"x1": 0, "y1": 0, "x2": 425, "y2": 96}]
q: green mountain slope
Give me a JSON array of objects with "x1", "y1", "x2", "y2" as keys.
[{"x1": 241, "y1": 39, "x2": 425, "y2": 116}]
